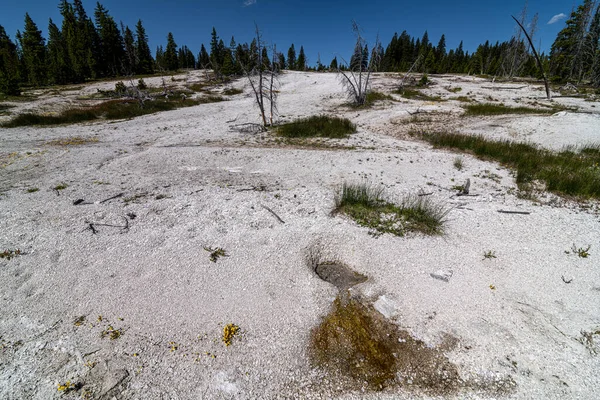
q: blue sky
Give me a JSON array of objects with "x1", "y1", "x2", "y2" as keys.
[{"x1": 0, "y1": 0, "x2": 578, "y2": 65}]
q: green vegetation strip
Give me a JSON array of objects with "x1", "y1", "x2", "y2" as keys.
[
  {"x1": 334, "y1": 182, "x2": 448, "y2": 236},
  {"x1": 462, "y1": 103, "x2": 555, "y2": 116},
  {"x1": 277, "y1": 115, "x2": 356, "y2": 139},
  {"x1": 2, "y1": 96, "x2": 224, "y2": 128},
  {"x1": 395, "y1": 88, "x2": 445, "y2": 102},
  {"x1": 420, "y1": 131, "x2": 600, "y2": 199}
]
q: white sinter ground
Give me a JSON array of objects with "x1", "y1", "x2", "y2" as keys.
[{"x1": 1, "y1": 70, "x2": 599, "y2": 399}]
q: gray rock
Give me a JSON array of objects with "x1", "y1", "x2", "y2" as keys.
[{"x1": 430, "y1": 269, "x2": 453, "y2": 283}]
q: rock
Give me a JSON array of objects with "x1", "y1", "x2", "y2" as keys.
[
  {"x1": 430, "y1": 269, "x2": 453, "y2": 283},
  {"x1": 374, "y1": 295, "x2": 398, "y2": 319}
]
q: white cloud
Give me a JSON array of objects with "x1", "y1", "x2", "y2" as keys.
[
  {"x1": 547, "y1": 13, "x2": 567, "y2": 25},
  {"x1": 243, "y1": 0, "x2": 257, "y2": 6}
]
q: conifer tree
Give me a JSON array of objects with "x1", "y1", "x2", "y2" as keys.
[
  {"x1": 230, "y1": 37, "x2": 241, "y2": 74},
  {"x1": 164, "y1": 32, "x2": 178, "y2": 71},
  {"x1": 46, "y1": 19, "x2": 71, "y2": 84},
  {"x1": 350, "y1": 40, "x2": 363, "y2": 71},
  {"x1": 94, "y1": 3, "x2": 124, "y2": 77},
  {"x1": 135, "y1": 20, "x2": 153, "y2": 74},
  {"x1": 198, "y1": 44, "x2": 210, "y2": 68},
  {"x1": 122, "y1": 25, "x2": 136, "y2": 75},
  {"x1": 589, "y1": 5, "x2": 600, "y2": 85},
  {"x1": 221, "y1": 48, "x2": 235, "y2": 75},
  {"x1": 330, "y1": 56, "x2": 338, "y2": 70},
  {"x1": 209, "y1": 27, "x2": 221, "y2": 73},
  {"x1": 0, "y1": 25, "x2": 21, "y2": 95},
  {"x1": 60, "y1": 0, "x2": 96, "y2": 82},
  {"x1": 261, "y1": 47, "x2": 270, "y2": 70},
  {"x1": 20, "y1": 13, "x2": 47, "y2": 86},
  {"x1": 277, "y1": 52, "x2": 286, "y2": 69},
  {"x1": 287, "y1": 44, "x2": 296, "y2": 70},
  {"x1": 296, "y1": 45, "x2": 306, "y2": 71},
  {"x1": 550, "y1": 0, "x2": 596, "y2": 82},
  {"x1": 155, "y1": 45, "x2": 164, "y2": 70},
  {"x1": 420, "y1": 31, "x2": 430, "y2": 52},
  {"x1": 14, "y1": 31, "x2": 28, "y2": 85},
  {"x1": 74, "y1": 0, "x2": 99, "y2": 79},
  {"x1": 249, "y1": 39, "x2": 259, "y2": 70}
]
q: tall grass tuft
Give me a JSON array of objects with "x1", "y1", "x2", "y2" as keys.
[
  {"x1": 334, "y1": 182, "x2": 448, "y2": 236},
  {"x1": 277, "y1": 115, "x2": 357, "y2": 139}
]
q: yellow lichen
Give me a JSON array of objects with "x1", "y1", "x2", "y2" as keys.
[
  {"x1": 222, "y1": 324, "x2": 240, "y2": 346},
  {"x1": 57, "y1": 380, "x2": 75, "y2": 392},
  {"x1": 101, "y1": 325, "x2": 122, "y2": 340}
]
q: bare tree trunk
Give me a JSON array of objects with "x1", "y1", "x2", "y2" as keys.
[
  {"x1": 512, "y1": 15, "x2": 552, "y2": 100},
  {"x1": 338, "y1": 21, "x2": 381, "y2": 106},
  {"x1": 236, "y1": 23, "x2": 279, "y2": 130}
]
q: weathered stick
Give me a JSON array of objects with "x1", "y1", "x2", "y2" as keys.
[
  {"x1": 100, "y1": 193, "x2": 124, "y2": 203},
  {"x1": 261, "y1": 204, "x2": 285, "y2": 224},
  {"x1": 481, "y1": 86, "x2": 528, "y2": 90},
  {"x1": 497, "y1": 209, "x2": 531, "y2": 215}
]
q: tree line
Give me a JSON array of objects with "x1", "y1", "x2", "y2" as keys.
[{"x1": 1, "y1": 0, "x2": 599, "y2": 96}]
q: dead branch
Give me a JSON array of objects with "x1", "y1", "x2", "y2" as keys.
[
  {"x1": 481, "y1": 85, "x2": 528, "y2": 90},
  {"x1": 85, "y1": 217, "x2": 130, "y2": 234},
  {"x1": 229, "y1": 123, "x2": 266, "y2": 134},
  {"x1": 497, "y1": 209, "x2": 531, "y2": 215},
  {"x1": 399, "y1": 54, "x2": 424, "y2": 90},
  {"x1": 100, "y1": 193, "x2": 125, "y2": 204},
  {"x1": 261, "y1": 204, "x2": 285, "y2": 224}
]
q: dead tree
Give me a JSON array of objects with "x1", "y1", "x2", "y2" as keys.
[
  {"x1": 503, "y1": 3, "x2": 539, "y2": 78},
  {"x1": 399, "y1": 54, "x2": 424, "y2": 91},
  {"x1": 237, "y1": 24, "x2": 280, "y2": 130},
  {"x1": 338, "y1": 21, "x2": 381, "y2": 106},
  {"x1": 512, "y1": 15, "x2": 552, "y2": 100}
]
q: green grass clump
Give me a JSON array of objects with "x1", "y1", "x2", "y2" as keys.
[
  {"x1": 419, "y1": 132, "x2": 600, "y2": 199},
  {"x1": 223, "y1": 88, "x2": 243, "y2": 95},
  {"x1": 2, "y1": 97, "x2": 204, "y2": 128},
  {"x1": 462, "y1": 103, "x2": 554, "y2": 116},
  {"x1": 196, "y1": 95, "x2": 226, "y2": 103},
  {"x1": 334, "y1": 182, "x2": 448, "y2": 236},
  {"x1": 0, "y1": 104, "x2": 15, "y2": 113},
  {"x1": 453, "y1": 156, "x2": 464, "y2": 171},
  {"x1": 365, "y1": 91, "x2": 394, "y2": 104},
  {"x1": 395, "y1": 88, "x2": 445, "y2": 102},
  {"x1": 277, "y1": 115, "x2": 356, "y2": 139}
]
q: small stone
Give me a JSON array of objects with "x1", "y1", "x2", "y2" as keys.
[{"x1": 430, "y1": 269, "x2": 453, "y2": 282}]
